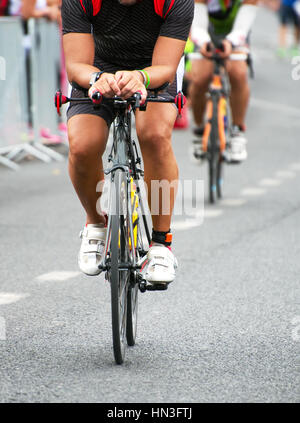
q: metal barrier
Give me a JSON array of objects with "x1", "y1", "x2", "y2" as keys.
[
  {"x1": 0, "y1": 17, "x2": 65, "y2": 170},
  {"x1": 0, "y1": 17, "x2": 28, "y2": 170}
]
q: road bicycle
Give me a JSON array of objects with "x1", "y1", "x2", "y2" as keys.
[
  {"x1": 189, "y1": 45, "x2": 252, "y2": 203},
  {"x1": 55, "y1": 87, "x2": 185, "y2": 364}
]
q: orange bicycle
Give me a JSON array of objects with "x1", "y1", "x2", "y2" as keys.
[{"x1": 190, "y1": 46, "x2": 250, "y2": 203}]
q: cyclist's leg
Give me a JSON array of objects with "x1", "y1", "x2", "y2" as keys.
[
  {"x1": 226, "y1": 59, "x2": 249, "y2": 130},
  {"x1": 135, "y1": 102, "x2": 178, "y2": 284},
  {"x1": 67, "y1": 114, "x2": 109, "y2": 225},
  {"x1": 189, "y1": 58, "x2": 213, "y2": 128},
  {"x1": 135, "y1": 102, "x2": 178, "y2": 232}
]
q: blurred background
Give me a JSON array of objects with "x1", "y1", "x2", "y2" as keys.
[{"x1": 0, "y1": 0, "x2": 299, "y2": 168}]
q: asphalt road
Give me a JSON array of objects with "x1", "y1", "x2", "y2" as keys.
[{"x1": 0, "y1": 7, "x2": 300, "y2": 403}]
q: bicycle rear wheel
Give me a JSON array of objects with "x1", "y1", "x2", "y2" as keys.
[
  {"x1": 216, "y1": 156, "x2": 223, "y2": 199},
  {"x1": 110, "y1": 169, "x2": 131, "y2": 364}
]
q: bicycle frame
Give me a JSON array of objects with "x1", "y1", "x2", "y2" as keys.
[{"x1": 100, "y1": 99, "x2": 150, "y2": 275}]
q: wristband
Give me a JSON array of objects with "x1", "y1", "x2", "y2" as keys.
[
  {"x1": 141, "y1": 69, "x2": 150, "y2": 89},
  {"x1": 89, "y1": 71, "x2": 105, "y2": 87},
  {"x1": 136, "y1": 70, "x2": 147, "y2": 86}
]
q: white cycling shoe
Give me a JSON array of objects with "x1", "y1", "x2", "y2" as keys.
[
  {"x1": 139, "y1": 244, "x2": 178, "y2": 284},
  {"x1": 226, "y1": 126, "x2": 248, "y2": 163},
  {"x1": 78, "y1": 224, "x2": 107, "y2": 276}
]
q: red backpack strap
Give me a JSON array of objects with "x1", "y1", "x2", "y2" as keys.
[
  {"x1": 80, "y1": 0, "x2": 102, "y2": 16},
  {"x1": 154, "y1": 0, "x2": 175, "y2": 19}
]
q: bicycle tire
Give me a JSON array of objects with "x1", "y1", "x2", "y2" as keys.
[
  {"x1": 216, "y1": 159, "x2": 223, "y2": 199},
  {"x1": 110, "y1": 169, "x2": 130, "y2": 364},
  {"x1": 126, "y1": 180, "x2": 139, "y2": 347},
  {"x1": 208, "y1": 96, "x2": 219, "y2": 204},
  {"x1": 126, "y1": 280, "x2": 138, "y2": 346}
]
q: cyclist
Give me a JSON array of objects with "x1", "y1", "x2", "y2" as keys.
[
  {"x1": 61, "y1": 0, "x2": 194, "y2": 283},
  {"x1": 277, "y1": 0, "x2": 300, "y2": 58},
  {"x1": 189, "y1": 0, "x2": 258, "y2": 163}
]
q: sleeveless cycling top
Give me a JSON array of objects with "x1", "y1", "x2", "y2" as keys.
[{"x1": 62, "y1": 0, "x2": 194, "y2": 72}]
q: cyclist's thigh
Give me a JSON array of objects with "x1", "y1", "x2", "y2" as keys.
[
  {"x1": 135, "y1": 102, "x2": 177, "y2": 147},
  {"x1": 68, "y1": 114, "x2": 110, "y2": 157},
  {"x1": 67, "y1": 87, "x2": 113, "y2": 155},
  {"x1": 191, "y1": 58, "x2": 214, "y2": 85},
  {"x1": 226, "y1": 59, "x2": 248, "y2": 82}
]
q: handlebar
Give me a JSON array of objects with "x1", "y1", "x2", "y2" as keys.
[
  {"x1": 54, "y1": 89, "x2": 186, "y2": 116},
  {"x1": 188, "y1": 52, "x2": 248, "y2": 62}
]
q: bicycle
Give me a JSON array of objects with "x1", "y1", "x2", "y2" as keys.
[
  {"x1": 54, "y1": 87, "x2": 185, "y2": 364},
  {"x1": 189, "y1": 45, "x2": 252, "y2": 204}
]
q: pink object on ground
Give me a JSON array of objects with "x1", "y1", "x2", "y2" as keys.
[
  {"x1": 40, "y1": 127, "x2": 62, "y2": 145},
  {"x1": 174, "y1": 105, "x2": 189, "y2": 129}
]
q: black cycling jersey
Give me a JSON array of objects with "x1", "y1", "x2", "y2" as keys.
[{"x1": 62, "y1": 0, "x2": 194, "y2": 72}]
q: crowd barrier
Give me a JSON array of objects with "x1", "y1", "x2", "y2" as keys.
[{"x1": 0, "y1": 17, "x2": 65, "y2": 170}]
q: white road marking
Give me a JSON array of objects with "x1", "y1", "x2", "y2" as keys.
[
  {"x1": 172, "y1": 219, "x2": 202, "y2": 231},
  {"x1": 275, "y1": 170, "x2": 297, "y2": 179},
  {"x1": 259, "y1": 178, "x2": 282, "y2": 187},
  {"x1": 289, "y1": 163, "x2": 300, "y2": 172},
  {"x1": 220, "y1": 198, "x2": 247, "y2": 207},
  {"x1": 241, "y1": 187, "x2": 266, "y2": 197},
  {"x1": 173, "y1": 208, "x2": 223, "y2": 230},
  {"x1": 36, "y1": 271, "x2": 80, "y2": 282},
  {"x1": 0, "y1": 293, "x2": 29, "y2": 305},
  {"x1": 204, "y1": 209, "x2": 224, "y2": 218}
]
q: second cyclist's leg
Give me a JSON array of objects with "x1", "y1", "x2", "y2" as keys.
[
  {"x1": 68, "y1": 114, "x2": 109, "y2": 275},
  {"x1": 226, "y1": 60, "x2": 249, "y2": 163},
  {"x1": 135, "y1": 103, "x2": 178, "y2": 284},
  {"x1": 189, "y1": 58, "x2": 213, "y2": 158}
]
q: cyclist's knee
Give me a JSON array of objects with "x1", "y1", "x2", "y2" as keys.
[
  {"x1": 68, "y1": 132, "x2": 102, "y2": 166},
  {"x1": 140, "y1": 126, "x2": 173, "y2": 159}
]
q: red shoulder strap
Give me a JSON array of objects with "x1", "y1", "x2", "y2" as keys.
[
  {"x1": 154, "y1": 0, "x2": 175, "y2": 18},
  {"x1": 80, "y1": 0, "x2": 102, "y2": 16},
  {"x1": 92, "y1": 0, "x2": 102, "y2": 15}
]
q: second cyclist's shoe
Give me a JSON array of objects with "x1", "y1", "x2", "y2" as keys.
[
  {"x1": 191, "y1": 127, "x2": 205, "y2": 162},
  {"x1": 78, "y1": 224, "x2": 107, "y2": 276},
  {"x1": 140, "y1": 244, "x2": 178, "y2": 285},
  {"x1": 226, "y1": 125, "x2": 248, "y2": 163}
]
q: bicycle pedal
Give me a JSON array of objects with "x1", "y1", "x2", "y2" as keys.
[
  {"x1": 138, "y1": 278, "x2": 169, "y2": 292},
  {"x1": 146, "y1": 283, "x2": 169, "y2": 291}
]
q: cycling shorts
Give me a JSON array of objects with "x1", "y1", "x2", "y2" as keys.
[{"x1": 279, "y1": 4, "x2": 300, "y2": 26}]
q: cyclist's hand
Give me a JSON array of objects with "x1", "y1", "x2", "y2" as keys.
[
  {"x1": 89, "y1": 73, "x2": 121, "y2": 99},
  {"x1": 200, "y1": 42, "x2": 213, "y2": 59},
  {"x1": 115, "y1": 71, "x2": 147, "y2": 103},
  {"x1": 218, "y1": 40, "x2": 233, "y2": 59}
]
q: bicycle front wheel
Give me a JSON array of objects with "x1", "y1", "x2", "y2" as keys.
[
  {"x1": 110, "y1": 169, "x2": 131, "y2": 364},
  {"x1": 208, "y1": 97, "x2": 219, "y2": 204}
]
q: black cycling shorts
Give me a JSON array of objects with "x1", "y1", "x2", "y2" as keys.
[{"x1": 279, "y1": 4, "x2": 300, "y2": 26}]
